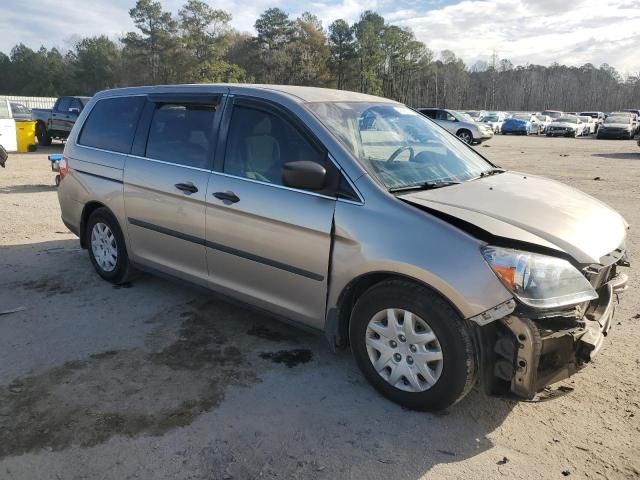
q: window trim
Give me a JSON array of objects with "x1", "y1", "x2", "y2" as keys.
[{"x1": 76, "y1": 95, "x2": 146, "y2": 155}]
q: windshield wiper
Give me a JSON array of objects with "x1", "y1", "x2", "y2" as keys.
[
  {"x1": 475, "y1": 167, "x2": 506, "y2": 179},
  {"x1": 389, "y1": 180, "x2": 461, "y2": 193}
]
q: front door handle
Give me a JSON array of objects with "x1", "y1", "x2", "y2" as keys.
[
  {"x1": 213, "y1": 191, "x2": 240, "y2": 203},
  {"x1": 175, "y1": 182, "x2": 198, "y2": 194}
]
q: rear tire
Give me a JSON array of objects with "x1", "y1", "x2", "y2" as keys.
[
  {"x1": 36, "y1": 123, "x2": 52, "y2": 146},
  {"x1": 86, "y1": 207, "x2": 132, "y2": 284},
  {"x1": 456, "y1": 130, "x2": 473, "y2": 144},
  {"x1": 349, "y1": 280, "x2": 476, "y2": 411}
]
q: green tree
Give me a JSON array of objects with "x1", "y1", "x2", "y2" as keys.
[
  {"x1": 69, "y1": 36, "x2": 121, "y2": 94},
  {"x1": 328, "y1": 19, "x2": 355, "y2": 90},
  {"x1": 255, "y1": 8, "x2": 295, "y2": 50},
  {"x1": 179, "y1": 0, "x2": 232, "y2": 62},
  {"x1": 122, "y1": 0, "x2": 179, "y2": 84},
  {"x1": 353, "y1": 11, "x2": 385, "y2": 95}
]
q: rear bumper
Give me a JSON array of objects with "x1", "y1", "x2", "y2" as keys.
[{"x1": 477, "y1": 272, "x2": 628, "y2": 399}]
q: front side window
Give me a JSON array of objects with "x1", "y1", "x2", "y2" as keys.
[
  {"x1": 224, "y1": 104, "x2": 326, "y2": 187},
  {"x1": 307, "y1": 102, "x2": 493, "y2": 190},
  {"x1": 78, "y1": 96, "x2": 145, "y2": 153},
  {"x1": 145, "y1": 103, "x2": 217, "y2": 169}
]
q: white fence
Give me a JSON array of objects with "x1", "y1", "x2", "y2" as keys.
[{"x1": 0, "y1": 95, "x2": 57, "y2": 110}]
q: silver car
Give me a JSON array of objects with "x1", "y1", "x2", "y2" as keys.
[
  {"x1": 417, "y1": 107, "x2": 493, "y2": 144},
  {"x1": 58, "y1": 85, "x2": 630, "y2": 411}
]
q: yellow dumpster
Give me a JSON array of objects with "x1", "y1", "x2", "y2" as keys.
[{"x1": 16, "y1": 121, "x2": 36, "y2": 152}]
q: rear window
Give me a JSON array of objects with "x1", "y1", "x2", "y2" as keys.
[{"x1": 78, "y1": 97, "x2": 145, "y2": 153}]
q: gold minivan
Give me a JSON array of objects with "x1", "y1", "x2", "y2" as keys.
[{"x1": 58, "y1": 85, "x2": 630, "y2": 410}]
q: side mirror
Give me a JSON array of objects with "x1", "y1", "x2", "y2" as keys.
[
  {"x1": 282, "y1": 161, "x2": 326, "y2": 191},
  {"x1": 69, "y1": 107, "x2": 80, "y2": 114}
]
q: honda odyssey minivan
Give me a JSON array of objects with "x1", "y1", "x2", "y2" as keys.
[{"x1": 58, "y1": 84, "x2": 630, "y2": 411}]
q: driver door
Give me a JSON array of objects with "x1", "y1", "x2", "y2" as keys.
[{"x1": 204, "y1": 97, "x2": 338, "y2": 327}]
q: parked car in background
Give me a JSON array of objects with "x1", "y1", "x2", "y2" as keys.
[
  {"x1": 610, "y1": 111, "x2": 638, "y2": 135},
  {"x1": 32, "y1": 96, "x2": 91, "y2": 145},
  {"x1": 478, "y1": 112, "x2": 507, "y2": 133},
  {"x1": 578, "y1": 116, "x2": 597, "y2": 135},
  {"x1": 57, "y1": 84, "x2": 630, "y2": 411},
  {"x1": 9, "y1": 102, "x2": 32, "y2": 121},
  {"x1": 534, "y1": 114, "x2": 552, "y2": 133},
  {"x1": 417, "y1": 108, "x2": 493, "y2": 144},
  {"x1": 463, "y1": 110, "x2": 485, "y2": 122},
  {"x1": 541, "y1": 110, "x2": 563, "y2": 120},
  {"x1": 596, "y1": 114, "x2": 635, "y2": 139},
  {"x1": 501, "y1": 113, "x2": 543, "y2": 135},
  {"x1": 579, "y1": 112, "x2": 605, "y2": 132},
  {"x1": 622, "y1": 109, "x2": 640, "y2": 133},
  {"x1": 546, "y1": 116, "x2": 587, "y2": 137}
]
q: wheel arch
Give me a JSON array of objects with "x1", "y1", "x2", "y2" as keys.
[
  {"x1": 326, "y1": 271, "x2": 466, "y2": 350},
  {"x1": 79, "y1": 201, "x2": 111, "y2": 248}
]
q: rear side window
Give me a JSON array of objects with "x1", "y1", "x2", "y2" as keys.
[
  {"x1": 79, "y1": 97, "x2": 145, "y2": 153},
  {"x1": 145, "y1": 103, "x2": 217, "y2": 169},
  {"x1": 420, "y1": 109, "x2": 436, "y2": 119}
]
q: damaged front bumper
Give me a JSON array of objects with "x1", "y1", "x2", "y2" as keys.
[{"x1": 475, "y1": 270, "x2": 628, "y2": 399}]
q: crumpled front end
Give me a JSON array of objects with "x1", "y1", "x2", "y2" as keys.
[{"x1": 473, "y1": 249, "x2": 629, "y2": 399}]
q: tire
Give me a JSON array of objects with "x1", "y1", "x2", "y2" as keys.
[
  {"x1": 36, "y1": 123, "x2": 52, "y2": 146},
  {"x1": 456, "y1": 130, "x2": 473, "y2": 144},
  {"x1": 86, "y1": 207, "x2": 132, "y2": 284},
  {"x1": 349, "y1": 280, "x2": 476, "y2": 411}
]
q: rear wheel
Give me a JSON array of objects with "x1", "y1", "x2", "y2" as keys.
[
  {"x1": 86, "y1": 208, "x2": 132, "y2": 284},
  {"x1": 349, "y1": 280, "x2": 476, "y2": 411},
  {"x1": 36, "y1": 123, "x2": 52, "y2": 146}
]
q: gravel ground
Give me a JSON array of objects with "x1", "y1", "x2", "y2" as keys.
[{"x1": 0, "y1": 135, "x2": 639, "y2": 480}]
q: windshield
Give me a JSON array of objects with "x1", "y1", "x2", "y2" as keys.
[
  {"x1": 580, "y1": 112, "x2": 598, "y2": 118},
  {"x1": 454, "y1": 111, "x2": 475, "y2": 122},
  {"x1": 535, "y1": 115, "x2": 547, "y2": 121},
  {"x1": 307, "y1": 102, "x2": 493, "y2": 190},
  {"x1": 605, "y1": 116, "x2": 629, "y2": 124},
  {"x1": 10, "y1": 103, "x2": 30, "y2": 115},
  {"x1": 480, "y1": 114, "x2": 498, "y2": 122},
  {"x1": 543, "y1": 111, "x2": 562, "y2": 119},
  {"x1": 556, "y1": 117, "x2": 577, "y2": 123},
  {"x1": 512, "y1": 114, "x2": 530, "y2": 121}
]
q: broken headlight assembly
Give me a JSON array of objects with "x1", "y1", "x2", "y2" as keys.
[{"x1": 482, "y1": 246, "x2": 598, "y2": 309}]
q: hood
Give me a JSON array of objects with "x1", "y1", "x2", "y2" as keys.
[
  {"x1": 400, "y1": 172, "x2": 628, "y2": 264},
  {"x1": 601, "y1": 123, "x2": 630, "y2": 128}
]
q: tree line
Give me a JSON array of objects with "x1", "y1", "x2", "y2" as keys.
[{"x1": 1, "y1": 0, "x2": 639, "y2": 111}]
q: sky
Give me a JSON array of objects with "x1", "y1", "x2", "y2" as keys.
[{"x1": 1, "y1": 0, "x2": 639, "y2": 75}]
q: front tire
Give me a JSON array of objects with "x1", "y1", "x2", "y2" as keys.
[
  {"x1": 86, "y1": 207, "x2": 132, "y2": 284},
  {"x1": 349, "y1": 280, "x2": 476, "y2": 411},
  {"x1": 456, "y1": 130, "x2": 473, "y2": 144}
]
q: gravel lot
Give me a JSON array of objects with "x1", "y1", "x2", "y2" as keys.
[{"x1": 1, "y1": 135, "x2": 639, "y2": 480}]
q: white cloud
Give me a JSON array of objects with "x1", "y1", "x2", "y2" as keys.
[{"x1": 0, "y1": 0, "x2": 638, "y2": 74}]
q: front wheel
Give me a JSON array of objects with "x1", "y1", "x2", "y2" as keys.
[
  {"x1": 349, "y1": 280, "x2": 476, "y2": 411},
  {"x1": 86, "y1": 207, "x2": 132, "y2": 284},
  {"x1": 456, "y1": 130, "x2": 473, "y2": 144}
]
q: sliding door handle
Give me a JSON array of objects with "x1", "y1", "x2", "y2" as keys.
[
  {"x1": 175, "y1": 182, "x2": 198, "y2": 194},
  {"x1": 213, "y1": 191, "x2": 240, "y2": 203}
]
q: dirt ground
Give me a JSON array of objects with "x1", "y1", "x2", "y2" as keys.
[{"x1": 0, "y1": 135, "x2": 639, "y2": 480}]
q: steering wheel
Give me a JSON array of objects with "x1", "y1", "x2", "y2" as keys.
[{"x1": 386, "y1": 146, "x2": 415, "y2": 164}]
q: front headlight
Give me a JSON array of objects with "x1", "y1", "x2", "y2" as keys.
[{"x1": 482, "y1": 246, "x2": 597, "y2": 309}]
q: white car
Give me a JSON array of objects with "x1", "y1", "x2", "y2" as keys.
[
  {"x1": 534, "y1": 114, "x2": 552, "y2": 133},
  {"x1": 546, "y1": 116, "x2": 587, "y2": 137},
  {"x1": 578, "y1": 116, "x2": 597, "y2": 135},
  {"x1": 478, "y1": 112, "x2": 507, "y2": 133}
]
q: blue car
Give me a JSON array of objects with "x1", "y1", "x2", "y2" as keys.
[{"x1": 501, "y1": 114, "x2": 543, "y2": 135}]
